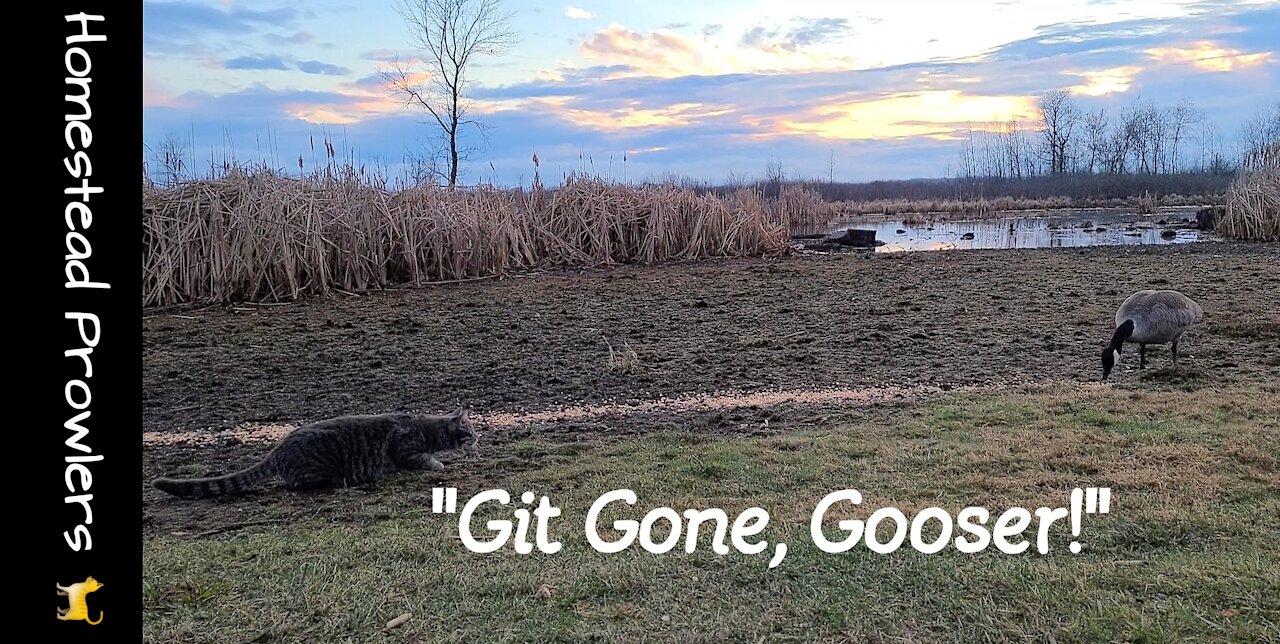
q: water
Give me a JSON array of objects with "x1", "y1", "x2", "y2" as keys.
[{"x1": 817, "y1": 207, "x2": 1218, "y2": 253}]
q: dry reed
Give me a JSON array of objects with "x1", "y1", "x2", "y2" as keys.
[
  {"x1": 1218, "y1": 142, "x2": 1279, "y2": 242},
  {"x1": 142, "y1": 167, "x2": 793, "y2": 307},
  {"x1": 770, "y1": 184, "x2": 836, "y2": 233}
]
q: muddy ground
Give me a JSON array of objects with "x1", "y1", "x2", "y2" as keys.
[{"x1": 143, "y1": 241, "x2": 1280, "y2": 535}]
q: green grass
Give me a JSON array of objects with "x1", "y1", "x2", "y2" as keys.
[{"x1": 144, "y1": 383, "x2": 1280, "y2": 643}]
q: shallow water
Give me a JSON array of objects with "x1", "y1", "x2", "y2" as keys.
[{"x1": 822, "y1": 207, "x2": 1218, "y2": 253}]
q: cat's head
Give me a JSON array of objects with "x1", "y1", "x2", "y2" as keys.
[
  {"x1": 450, "y1": 408, "x2": 478, "y2": 456},
  {"x1": 82, "y1": 577, "x2": 104, "y2": 592}
]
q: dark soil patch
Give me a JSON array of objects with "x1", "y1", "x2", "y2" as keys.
[{"x1": 143, "y1": 242, "x2": 1280, "y2": 533}]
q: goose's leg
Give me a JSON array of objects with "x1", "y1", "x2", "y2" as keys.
[
  {"x1": 1171, "y1": 339, "x2": 1179, "y2": 370},
  {"x1": 1139, "y1": 344, "x2": 1147, "y2": 369}
]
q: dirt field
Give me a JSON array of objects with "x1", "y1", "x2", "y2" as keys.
[
  {"x1": 142, "y1": 242, "x2": 1279, "y2": 642},
  {"x1": 144, "y1": 242, "x2": 1278, "y2": 525}
]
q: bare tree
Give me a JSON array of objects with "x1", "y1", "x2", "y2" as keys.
[
  {"x1": 1036, "y1": 89, "x2": 1080, "y2": 175},
  {"x1": 1197, "y1": 120, "x2": 1229, "y2": 174},
  {"x1": 1001, "y1": 118, "x2": 1034, "y2": 178},
  {"x1": 1236, "y1": 101, "x2": 1280, "y2": 171},
  {"x1": 383, "y1": 0, "x2": 517, "y2": 188},
  {"x1": 1166, "y1": 98, "x2": 1203, "y2": 174},
  {"x1": 1237, "y1": 100, "x2": 1280, "y2": 157},
  {"x1": 1146, "y1": 103, "x2": 1171, "y2": 173},
  {"x1": 1081, "y1": 109, "x2": 1109, "y2": 174},
  {"x1": 150, "y1": 131, "x2": 189, "y2": 186},
  {"x1": 401, "y1": 139, "x2": 448, "y2": 188},
  {"x1": 725, "y1": 170, "x2": 750, "y2": 189},
  {"x1": 980, "y1": 125, "x2": 1000, "y2": 178},
  {"x1": 957, "y1": 124, "x2": 979, "y2": 180},
  {"x1": 1119, "y1": 98, "x2": 1158, "y2": 174},
  {"x1": 763, "y1": 157, "x2": 786, "y2": 198}
]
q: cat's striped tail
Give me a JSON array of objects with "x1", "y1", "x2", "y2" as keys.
[{"x1": 152, "y1": 452, "x2": 278, "y2": 499}]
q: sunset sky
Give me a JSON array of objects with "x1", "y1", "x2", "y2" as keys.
[{"x1": 143, "y1": 0, "x2": 1279, "y2": 185}]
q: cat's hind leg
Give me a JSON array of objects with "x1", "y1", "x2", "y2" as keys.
[{"x1": 282, "y1": 471, "x2": 334, "y2": 492}]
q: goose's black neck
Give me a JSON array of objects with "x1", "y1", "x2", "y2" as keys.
[{"x1": 1109, "y1": 319, "x2": 1135, "y2": 351}]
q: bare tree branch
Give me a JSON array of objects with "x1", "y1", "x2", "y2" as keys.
[
  {"x1": 1036, "y1": 88, "x2": 1080, "y2": 175},
  {"x1": 383, "y1": 0, "x2": 517, "y2": 187}
]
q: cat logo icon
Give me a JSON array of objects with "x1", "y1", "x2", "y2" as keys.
[{"x1": 56, "y1": 576, "x2": 104, "y2": 625}]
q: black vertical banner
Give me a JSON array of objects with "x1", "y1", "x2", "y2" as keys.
[{"x1": 41, "y1": 4, "x2": 142, "y2": 640}]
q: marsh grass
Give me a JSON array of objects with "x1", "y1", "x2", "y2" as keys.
[
  {"x1": 1218, "y1": 142, "x2": 1279, "y2": 241},
  {"x1": 604, "y1": 338, "x2": 641, "y2": 375},
  {"x1": 144, "y1": 382, "x2": 1279, "y2": 643},
  {"x1": 144, "y1": 158, "x2": 1238, "y2": 309},
  {"x1": 142, "y1": 166, "x2": 793, "y2": 307}
]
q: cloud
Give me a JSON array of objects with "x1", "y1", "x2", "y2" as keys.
[
  {"x1": 740, "y1": 17, "x2": 855, "y2": 52},
  {"x1": 772, "y1": 90, "x2": 1040, "y2": 141},
  {"x1": 564, "y1": 6, "x2": 593, "y2": 20},
  {"x1": 787, "y1": 18, "x2": 855, "y2": 47},
  {"x1": 577, "y1": 21, "x2": 864, "y2": 78},
  {"x1": 361, "y1": 49, "x2": 400, "y2": 62},
  {"x1": 739, "y1": 26, "x2": 777, "y2": 49},
  {"x1": 476, "y1": 3, "x2": 1275, "y2": 149},
  {"x1": 580, "y1": 23, "x2": 705, "y2": 77},
  {"x1": 143, "y1": 0, "x2": 1280, "y2": 185},
  {"x1": 1065, "y1": 66, "x2": 1143, "y2": 95},
  {"x1": 144, "y1": 1, "x2": 298, "y2": 51},
  {"x1": 147, "y1": 83, "x2": 404, "y2": 130},
  {"x1": 221, "y1": 54, "x2": 353, "y2": 76},
  {"x1": 225, "y1": 54, "x2": 291, "y2": 71},
  {"x1": 297, "y1": 60, "x2": 352, "y2": 76},
  {"x1": 143, "y1": 74, "x2": 186, "y2": 108},
  {"x1": 266, "y1": 31, "x2": 315, "y2": 45},
  {"x1": 1145, "y1": 41, "x2": 1273, "y2": 71},
  {"x1": 360, "y1": 49, "x2": 430, "y2": 68},
  {"x1": 525, "y1": 97, "x2": 735, "y2": 130}
]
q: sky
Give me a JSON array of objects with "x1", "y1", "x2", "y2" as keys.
[{"x1": 142, "y1": 0, "x2": 1280, "y2": 186}]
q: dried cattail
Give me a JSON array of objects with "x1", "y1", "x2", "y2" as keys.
[{"x1": 142, "y1": 166, "x2": 793, "y2": 307}]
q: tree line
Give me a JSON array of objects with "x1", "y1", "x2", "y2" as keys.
[{"x1": 957, "y1": 92, "x2": 1279, "y2": 182}]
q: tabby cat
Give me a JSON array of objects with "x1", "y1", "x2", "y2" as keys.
[{"x1": 152, "y1": 410, "x2": 478, "y2": 499}]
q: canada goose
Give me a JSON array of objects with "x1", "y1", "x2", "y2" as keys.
[{"x1": 1101, "y1": 289, "x2": 1204, "y2": 380}]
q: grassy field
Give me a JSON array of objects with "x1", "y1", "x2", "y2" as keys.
[{"x1": 143, "y1": 378, "x2": 1279, "y2": 643}]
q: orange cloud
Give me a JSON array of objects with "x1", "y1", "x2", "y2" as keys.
[
  {"x1": 287, "y1": 107, "x2": 361, "y2": 125},
  {"x1": 1145, "y1": 42, "x2": 1273, "y2": 72},
  {"x1": 284, "y1": 69, "x2": 448, "y2": 124},
  {"x1": 143, "y1": 75, "x2": 186, "y2": 108},
  {"x1": 1067, "y1": 66, "x2": 1142, "y2": 96},
  {"x1": 531, "y1": 96, "x2": 733, "y2": 129},
  {"x1": 288, "y1": 98, "x2": 398, "y2": 124},
  {"x1": 772, "y1": 91, "x2": 1039, "y2": 141},
  {"x1": 579, "y1": 22, "x2": 707, "y2": 78},
  {"x1": 575, "y1": 21, "x2": 858, "y2": 79}
]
